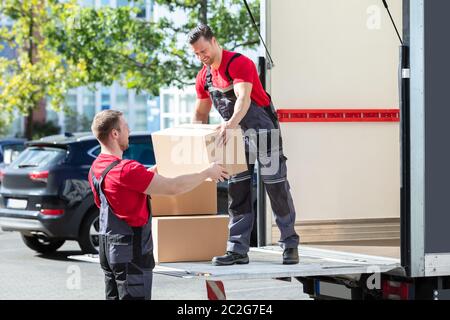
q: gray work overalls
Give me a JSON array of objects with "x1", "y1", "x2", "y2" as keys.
[
  {"x1": 205, "y1": 53, "x2": 299, "y2": 254},
  {"x1": 90, "y1": 160, "x2": 154, "y2": 300}
]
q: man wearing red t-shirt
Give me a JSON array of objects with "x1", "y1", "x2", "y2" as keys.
[
  {"x1": 88, "y1": 109, "x2": 228, "y2": 300},
  {"x1": 189, "y1": 24, "x2": 299, "y2": 266}
]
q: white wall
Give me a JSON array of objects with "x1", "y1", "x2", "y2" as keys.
[{"x1": 267, "y1": 0, "x2": 402, "y2": 221}]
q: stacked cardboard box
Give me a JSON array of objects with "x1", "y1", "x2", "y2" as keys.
[
  {"x1": 150, "y1": 124, "x2": 247, "y2": 263},
  {"x1": 150, "y1": 180, "x2": 217, "y2": 216}
]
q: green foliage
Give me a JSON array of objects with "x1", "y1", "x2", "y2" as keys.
[
  {"x1": 0, "y1": 1, "x2": 86, "y2": 117},
  {"x1": 31, "y1": 120, "x2": 61, "y2": 140},
  {"x1": 48, "y1": 2, "x2": 176, "y2": 94},
  {"x1": 0, "y1": 0, "x2": 260, "y2": 136},
  {"x1": 0, "y1": 0, "x2": 174, "y2": 134},
  {"x1": 0, "y1": 121, "x2": 12, "y2": 137}
]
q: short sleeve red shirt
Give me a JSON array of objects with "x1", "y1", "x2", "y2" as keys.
[
  {"x1": 88, "y1": 153, "x2": 155, "y2": 227},
  {"x1": 195, "y1": 50, "x2": 270, "y2": 107}
]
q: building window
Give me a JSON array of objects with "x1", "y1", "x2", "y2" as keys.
[
  {"x1": 159, "y1": 86, "x2": 222, "y2": 129},
  {"x1": 116, "y1": 86, "x2": 128, "y2": 111},
  {"x1": 66, "y1": 93, "x2": 77, "y2": 109},
  {"x1": 117, "y1": 0, "x2": 129, "y2": 7},
  {"x1": 135, "y1": 110, "x2": 148, "y2": 131},
  {"x1": 163, "y1": 94, "x2": 175, "y2": 113},
  {"x1": 83, "y1": 89, "x2": 96, "y2": 121},
  {"x1": 80, "y1": 0, "x2": 95, "y2": 7},
  {"x1": 163, "y1": 117, "x2": 174, "y2": 129}
]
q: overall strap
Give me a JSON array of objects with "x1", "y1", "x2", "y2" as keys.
[
  {"x1": 204, "y1": 65, "x2": 213, "y2": 92},
  {"x1": 225, "y1": 53, "x2": 242, "y2": 83},
  {"x1": 100, "y1": 160, "x2": 121, "y2": 181},
  {"x1": 90, "y1": 160, "x2": 121, "y2": 198}
]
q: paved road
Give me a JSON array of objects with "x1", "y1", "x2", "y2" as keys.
[{"x1": 0, "y1": 230, "x2": 309, "y2": 300}]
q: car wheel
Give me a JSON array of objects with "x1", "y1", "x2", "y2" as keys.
[
  {"x1": 21, "y1": 234, "x2": 65, "y2": 254},
  {"x1": 78, "y1": 209, "x2": 100, "y2": 254}
]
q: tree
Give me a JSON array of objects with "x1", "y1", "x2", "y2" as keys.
[
  {"x1": 0, "y1": 0, "x2": 174, "y2": 139},
  {"x1": 31, "y1": 120, "x2": 60, "y2": 140},
  {"x1": 48, "y1": 1, "x2": 178, "y2": 94},
  {"x1": 154, "y1": 0, "x2": 261, "y2": 86},
  {"x1": 0, "y1": 0, "x2": 85, "y2": 138},
  {"x1": 0, "y1": 0, "x2": 261, "y2": 138}
]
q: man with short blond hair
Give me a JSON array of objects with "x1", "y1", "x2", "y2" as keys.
[{"x1": 88, "y1": 109, "x2": 228, "y2": 300}]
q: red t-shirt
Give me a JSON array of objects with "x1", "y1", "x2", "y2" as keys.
[
  {"x1": 88, "y1": 153, "x2": 155, "y2": 227},
  {"x1": 195, "y1": 50, "x2": 270, "y2": 107}
]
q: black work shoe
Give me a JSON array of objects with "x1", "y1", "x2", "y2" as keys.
[
  {"x1": 212, "y1": 251, "x2": 249, "y2": 266},
  {"x1": 283, "y1": 248, "x2": 299, "y2": 264}
]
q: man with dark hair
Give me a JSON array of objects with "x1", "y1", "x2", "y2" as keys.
[
  {"x1": 89, "y1": 109, "x2": 228, "y2": 299},
  {"x1": 189, "y1": 24, "x2": 300, "y2": 266},
  {"x1": 188, "y1": 24, "x2": 214, "y2": 44}
]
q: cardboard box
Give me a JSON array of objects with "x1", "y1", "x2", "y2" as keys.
[
  {"x1": 151, "y1": 124, "x2": 248, "y2": 178},
  {"x1": 152, "y1": 215, "x2": 229, "y2": 263},
  {"x1": 151, "y1": 180, "x2": 217, "y2": 216}
]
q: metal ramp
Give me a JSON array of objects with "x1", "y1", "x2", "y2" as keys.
[
  {"x1": 153, "y1": 245, "x2": 403, "y2": 281},
  {"x1": 68, "y1": 245, "x2": 403, "y2": 300},
  {"x1": 68, "y1": 245, "x2": 403, "y2": 281}
]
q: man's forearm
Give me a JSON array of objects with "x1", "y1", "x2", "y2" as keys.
[
  {"x1": 171, "y1": 170, "x2": 210, "y2": 195},
  {"x1": 228, "y1": 96, "x2": 251, "y2": 128},
  {"x1": 193, "y1": 111, "x2": 209, "y2": 124}
]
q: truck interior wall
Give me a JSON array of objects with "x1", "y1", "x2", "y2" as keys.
[{"x1": 266, "y1": 0, "x2": 402, "y2": 246}]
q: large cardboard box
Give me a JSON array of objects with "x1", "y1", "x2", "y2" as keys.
[
  {"x1": 151, "y1": 180, "x2": 217, "y2": 216},
  {"x1": 152, "y1": 215, "x2": 229, "y2": 263},
  {"x1": 151, "y1": 124, "x2": 248, "y2": 178}
]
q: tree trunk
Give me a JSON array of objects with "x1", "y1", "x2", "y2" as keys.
[
  {"x1": 25, "y1": 107, "x2": 34, "y2": 140},
  {"x1": 24, "y1": 100, "x2": 46, "y2": 140},
  {"x1": 200, "y1": 0, "x2": 208, "y2": 24},
  {"x1": 23, "y1": 5, "x2": 44, "y2": 140}
]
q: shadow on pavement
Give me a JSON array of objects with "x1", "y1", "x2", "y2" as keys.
[{"x1": 36, "y1": 250, "x2": 87, "y2": 262}]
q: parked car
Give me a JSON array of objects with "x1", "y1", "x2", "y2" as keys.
[{"x1": 0, "y1": 132, "x2": 255, "y2": 255}]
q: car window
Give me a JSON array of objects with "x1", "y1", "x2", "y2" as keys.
[
  {"x1": 2, "y1": 144, "x2": 25, "y2": 165},
  {"x1": 88, "y1": 145, "x2": 101, "y2": 158},
  {"x1": 123, "y1": 143, "x2": 155, "y2": 166},
  {"x1": 11, "y1": 147, "x2": 66, "y2": 169}
]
